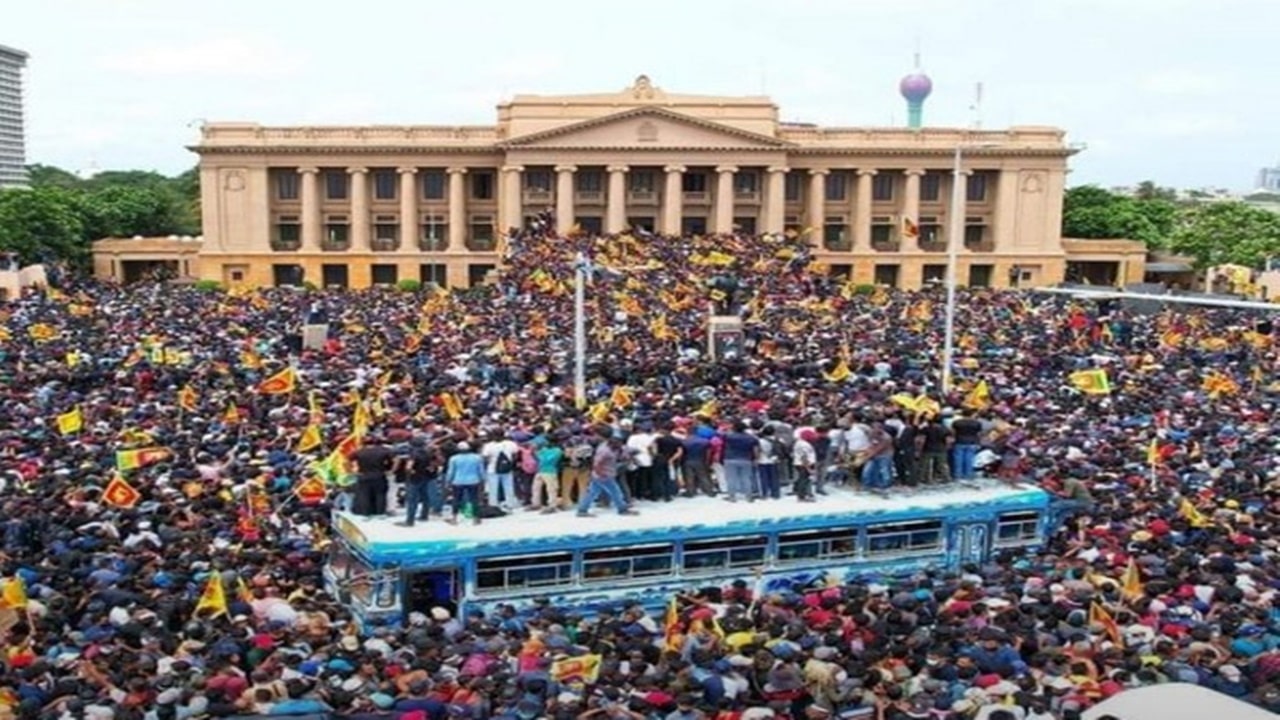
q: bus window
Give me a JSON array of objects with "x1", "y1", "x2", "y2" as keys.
[
  {"x1": 777, "y1": 528, "x2": 859, "y2": 564},
  {"x1": 476, "y1": 553, "x2": 574, "y2": 594},
  {"x1": 682, "y1": 537, "x2": 767, "y2": 575},
  {"x1": 995, "y1": 511, "x2": 1040, "y2": 546},
  {"x1": 582, "y1": 545, "x2": 674, "y2": 583},
  {"x1": 865, "y1": 520, "x2": 943, "y2": 556}
]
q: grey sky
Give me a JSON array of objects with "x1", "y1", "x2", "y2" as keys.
[{"x1": 9, "y1": 0, "x2": 1276, "y2": 189}]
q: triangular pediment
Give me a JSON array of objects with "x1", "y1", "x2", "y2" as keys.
[{"x1": 501, "y1": 107, "x2": 792, "y2": 149}]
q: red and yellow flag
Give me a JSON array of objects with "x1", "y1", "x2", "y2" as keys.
[
  {"x1": 296, "y1": 424, "x2": 322, "y2": 453},
  {"x1": 193, "y1": 574, "x2": 228, "y2": 619},
  {"x1": 1088, "y1": 602, "x2": 1122, "y2": 646},
  {"x1": 103, "y1": 474, "x2": 142, "y2": 509},
  {"x1": 178, "y1": 385, "x2": 199, "y2": 413},
  {"x1": 258, "y1": 367, "x2": 298, "y2": 395},
  {"x1": 115, "y1": 447, "x2": 170, "y2": 472}
]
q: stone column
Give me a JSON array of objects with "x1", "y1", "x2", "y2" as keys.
[
  {"x1": 347, "y1": 168, "x2": 369, "y2": 251},
  {"x1": 606, "y1": 165, "x2": 628, "y2": 234},
  {"x1": 902, "y1": 169, "x2": 924, "y2": 251},
  {"x1": 446, "y1": 167, "x2": 467, "y2": 251},
  {"x1": 398, "y1": 167, "x2": 418, "y2": 252},
  {"x1": 662, "y1": 165, "x2": 685, "y2": 236},
  {"x1": 952, "y1": 170, "x2": 971, "y2": 251},
  {"x1": 298, "y1": 167, "x2": 321, "y2": 250},
  {"x1": 763, "y1": 166, "x2": 788, "y2": 234},
  {"x1": 500, "y1": 165, "x2": 524, "y2": 234},
  {"x1": 854, "y1": 169, "x2": 876, "y2": 251},
  {"x1": 713, "y1": 165, "x2": 737, "y2": 234},
  {"x1": 807, "y1": 169, "x2": 828, "y2": 239},
  {"x1": 555, "y1": 165, "x2": 577, "y2": 235},
  {"x1": 992, "y1": 170, "x2": 1016, "y2": 252}
]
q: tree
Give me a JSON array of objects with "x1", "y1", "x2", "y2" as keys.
[
  {"x1": 1134, "y1": 180, "x2": 1178, "y2": 202},
  {"x1": 0, "y1": 188, "x2": 88, "y2": 264},
  {"x1": 1169, "y1": 201, "x2": 1280, "y2": 268},
  {"x1": 1062, "y1": 184, "x2": 1175, "y2": 247},
  {"x1": 25, "y1": 164, "x2": 83, "y2": 190}
]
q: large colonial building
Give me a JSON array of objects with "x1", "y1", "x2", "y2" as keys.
[{"x1": 180, "y1": 74, "x2": 1144, "y2": 290}]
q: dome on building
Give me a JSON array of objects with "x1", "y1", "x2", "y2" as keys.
[{"x1": 899, "y1": 72, "x2": 933, "y2": 102}]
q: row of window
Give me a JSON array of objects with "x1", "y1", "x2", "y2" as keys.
[
  {"x1": 268, "y1": 262, "x2": 490, "y2": 289},
  {"x1": 474, "y1": 515, "x2": 1038, "y2": 595},
  {"x1": 273, "y1": 169, "x2": 995, "y2": 205},
  {"x1": 816, "y1": 221, "x2": 991, "y2": 248}
]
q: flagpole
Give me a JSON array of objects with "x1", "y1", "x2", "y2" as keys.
[{"x1": 573, "y1": 252, "x2": 588, "y2": 409}]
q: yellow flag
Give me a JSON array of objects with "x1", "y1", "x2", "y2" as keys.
[
  {"x1": 963, "y1": 380, "x2": 991, "y2": 411},
  {"x1": 1120, "y1": 557, "x2": 1143, "y2": 600},
  {"x1": 823, "y1": 359, "x2": 851, "y2": 383},
  {"x1": 296, "y1": 424, "x2": 322, "y2": 453},
  {"x1": 610, "y1": 386, "x2": 634, "y2": 409},
  {"x1": 0, "y1": 576, "x2": 27, "y2": 609},
  {"x1": 193, "y1": 574, "x2": 228, "y2": 619},
  {"x1": 65, "y1": 351, "x2": 81, "y2": 368},
  {"x1": 56, "y1": 407, "x2": 84, "y2": 436},
  {"x1": 1068, "y1": 369, "x2": 1111, "y2": 395}
]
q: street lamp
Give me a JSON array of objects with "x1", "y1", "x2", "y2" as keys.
[{"x1": 941, "y1": 142, "x2": 999, "y2": 395}]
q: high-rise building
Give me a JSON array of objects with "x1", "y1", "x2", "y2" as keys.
[
  {"x1": 1257, "y1": 164, "x2": 1280, "y2": 193},
  {"x1": 0, "y1": 44, "x2": 28, "y2": 188}
]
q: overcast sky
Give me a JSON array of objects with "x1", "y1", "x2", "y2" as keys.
[{"x1": 8, "y1": 0, "x2": 1276, "y2": 190}]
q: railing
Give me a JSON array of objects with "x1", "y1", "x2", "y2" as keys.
[
  {"x1": 823, "y1": 240, "x2": 853, "y2": 252},
  {"x1": 418, "y1": 237, "x2": 449, "y2": 252},
  {"x1": 966, "y1": 240, "x2": 996, "y2": 253},
  {"x1": 683, "y1": 191, "x2": 708, "y2": 203},
  {"x1": 917, "y1": 240, "x2": 948, "y2": 253},
  {"x1": 270, "y1": 240, "x2": 301, "y2": 252},
  {"x1": 523, "y1": 190, "x2": 553, "y2": 204},
  {"x1": 734, "y1": 190, "x2": 760, "y2": 201},
  {"x1": 321, "y1": 239, "x2": 351, "y2": 252},
  {"x1": 628, "y1": 190, "x2": 657, "y2": 204},
  {"x1": 467, "y1": 237, "x2": 497, "y2": 252},
  {"x1": 871, "y1": 240, "x2": 901, "y2": 253},
  {"x1": 370, "y1": 238, "x2": 401, "y2": 252},
  {"x1": 575, "y1": 190, "x2": 602, "y2": 203}
]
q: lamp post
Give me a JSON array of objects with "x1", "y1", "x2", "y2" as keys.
[{"x1": 941, "y1": 142, "x2": 997, "y2": 395}]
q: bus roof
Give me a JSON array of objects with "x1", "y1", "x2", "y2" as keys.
[{"x1": 333, "y1": 481, "x2": 1050, "y2": 565}]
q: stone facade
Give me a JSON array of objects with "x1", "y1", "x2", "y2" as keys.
[{"x1": 184, "y1": 75, "x2": 1134, "y2": 290}]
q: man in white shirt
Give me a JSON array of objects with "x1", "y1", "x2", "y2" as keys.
[
  {"x1": 625, "y1": 426, "x2": 657, "y2": 501},
  {"x1": 792, "y1": 430, "x2": 817, "y2": 502},
  {"x1": 480, "y1": 432, "x2": 520, "y2": 511}
]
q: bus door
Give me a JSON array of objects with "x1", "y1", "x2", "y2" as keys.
[
  {"x1": 955, "y1": 523, "x2": 990, "y2": 566},
  {"x1": 404, "y1": 567, "x2": 461, "y2": 619}
]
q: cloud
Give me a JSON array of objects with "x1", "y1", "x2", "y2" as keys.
[
  {"x1": 1139, "y1": 70, "x2": 1227, "y2": 97},
  {"x1": 100, "y1": 36, "x2": 304, "y2": 77},
  {"x1": 1144, "y1": 111, "x2": 1241, "y2": 138}
]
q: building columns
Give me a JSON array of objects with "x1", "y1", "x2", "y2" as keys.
[
  {"x1": 951, "y1": 170, "x2": 971, "y2": 249},
  {"x1": 662, "y1": 165, "x2": 685, "y2": 236},
  {"x1": 446, "y1": 167, "x2": 467, "y2": 251},
  {"x1": 902, "y1": 169, "x2": 924, "y2": 251},
  {"x1": 807, "y1": 169, "x2": 828, "y2": 240},
  {"x1": 555, "y1": 165, "x2": 577, "y2": 235},
  {"x1": 500, "y1": 165, "x2": 524, "y2": 233},
  {"x1": 298, "y1": 167, "x2": 321, "y2": 251},
  {"x1": 347, "y1": 168, "x2": 370, "y2": 251},
  {"x1": 854, "y1": 169, "x2": 876, "y2": 251},
  {"x1": 606, "y1": 165, "x2": 628, "y2": 234},
  {"x1": 764, "y1": 167, "x2": 788, "y2": 234},
  {"x1": 397, "y1": 167, "x2": 418, "y2": 251},
  {"x1": 713, "y1": 166, "x2": 737, "y2": 235},
  {"x1": 992, "y1": 170, "x2": 1016, "y2": 252}
]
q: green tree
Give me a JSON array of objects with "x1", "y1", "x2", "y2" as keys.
[
  {"x1": 1062, "y1": 184, "x2": 1175, "y2": 247},
  {"x1": 1134, "y1": 180, "x2": 1178, "y2": 202},
  {"x1": 78, "y1": 185, "x2": 183, "y2": 239},
  {"x1": 0, "y1": 187, "x2": 88, "y2": 264},
  {"x1": 25, "y1": 164, "x2": 83, "y2": 190},
  {"x1": 1169, "y1": 201, "x2": 1280, "y2": 268}
]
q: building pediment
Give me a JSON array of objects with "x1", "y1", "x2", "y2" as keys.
[{"x1": 500, "y1": 107, "x2": 792, "y2": 150}]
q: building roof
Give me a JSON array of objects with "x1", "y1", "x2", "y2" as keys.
[
  {"x1": 1082, "y1": 683, "x2": 1273, "y2": 720},
  {"x1": 0, "y1": 44, "x2": 28, "y2": 61},
  {"x1": 1144, "y1": 262, "x2": 1194, "y2": 273}
]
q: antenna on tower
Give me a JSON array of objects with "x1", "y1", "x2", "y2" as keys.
[
  {"x1": 913, "y1": 38, "x2": 922, "y2": 70},
  {"x1": 970, "y1": 82, "x2": 984, "y2": 129}
]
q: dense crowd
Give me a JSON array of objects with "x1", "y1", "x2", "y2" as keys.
[{"x1": 0, "y1": 223, "x2": 1278, "y2": 720}]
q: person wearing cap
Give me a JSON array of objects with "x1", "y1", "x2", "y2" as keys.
[{"x1": 444, "y1": 441, "x2": 485, "y2": 525}]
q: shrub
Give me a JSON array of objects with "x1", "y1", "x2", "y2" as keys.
[
  {"x1": 193, "y1": 279, "x2": 222, "y2": 292},
  {"x1": 396, "y1": 278, "x2": 423, "y2": 292},
  {"x1": 853, "y1": 283, "x2": 877, "y2": 295},
  {"x1": 302, "y1": 281, "x2": 318, "y2": 291}
]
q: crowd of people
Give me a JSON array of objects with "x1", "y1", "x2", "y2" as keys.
[{"x1": 0, "y1": 222, "x2": 1278, "y2": 720}]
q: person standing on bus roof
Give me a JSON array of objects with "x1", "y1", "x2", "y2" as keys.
[
  {"x1": 445, "y1": 441, "x2": 485, "y2": 525},
  {"x1": 350, "y1": 434, "x2": 395, "y2": 517},
  {"x1": 577, "y1": 432, "x2": 638, "y2": 518},
  {"x1": 481, "y1": 431, "x2": 521, "y2": 513},
  {"x1": 721, "y1": 420, "x2": 760, "y2": 503},
  {"x1": 792, "y1": 429, "x2": 817, "y2": 502}
]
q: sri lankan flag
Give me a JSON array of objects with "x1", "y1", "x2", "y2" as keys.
[
  {"x1": 902, "y1": 217, "x2": 920, "y2": 240},
  {"x1": 178, "y1": 385, "x2": 199, "y2": 412},
  {"x1": 258, "y1": 367, "x2": 298, "y2": 395},
  {"x1": 296, "y1": 424, "x2": 322, "y2": 453},
  {"x1": 1068, "y1": 368, "x2": 1111, "y2": 395},
  {"x1": 223, "y1": 402, "x2": 242, "y2": 425},
  {"x1": 193, "y1": 574, "x2": 228, "y2": 619},
  {"x1": 102, "y1": 474, "x2": 142, "y2": 508},
  {"x1": 1088, "y1": 602, "x2": 1122, "y2": 646},
  {"x1": 116, "y1": 447, "x2": 170, "y2": 472}
]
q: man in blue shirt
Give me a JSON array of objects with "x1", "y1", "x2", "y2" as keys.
[
  {"x1": 720, "y1": 420, "x2": 759, "y2": 502},
  {"x1": 445, "y1": 442, "x2": 485, "y2": 525}
]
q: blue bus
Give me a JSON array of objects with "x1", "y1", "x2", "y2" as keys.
[{"x1": 323, "y1": 480, "x2": 1064, "y2": 630}]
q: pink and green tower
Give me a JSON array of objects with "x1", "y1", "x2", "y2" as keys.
[{"x1": 899, "y1": 55, "x2": 933, "y2": 130}]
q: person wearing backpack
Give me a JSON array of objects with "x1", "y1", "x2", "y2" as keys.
[{"x1": 481, "y1": 431, "x2": 520, "y2": 512}]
